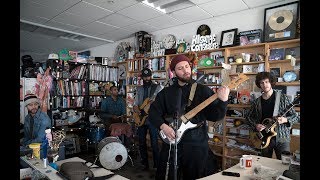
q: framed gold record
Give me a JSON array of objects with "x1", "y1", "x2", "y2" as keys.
[{"x1": 263, "y1": 1, "x2": 299, "y2": 42}]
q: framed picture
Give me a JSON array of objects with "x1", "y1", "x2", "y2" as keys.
[
  {"x1": 270, "y1": 67, "x2": 281, "y2": 78},
  {"x1": 220, "y1": 28, "x2": 238, "y2": 48},
  {"x1": 263, "y1": 1, "x2": 299, "y2": 42},
  {"x1": 269, "y1": 48, "x2": 285, "y2": 61},
  {"x1": 239, "y1": 29, "x2": 262, "y2": 46}
]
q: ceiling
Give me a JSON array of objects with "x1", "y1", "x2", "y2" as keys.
[{"x1": 20, "y1": 0, "x2": 285, "y2": 62}]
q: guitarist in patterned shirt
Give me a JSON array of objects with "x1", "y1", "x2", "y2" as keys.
[
  {"x1": 133, "y1": 67, "x2": 161, "y2": 170},
  {"x1": 246, "y1": 72, "x2": 299, "y2": 159}
]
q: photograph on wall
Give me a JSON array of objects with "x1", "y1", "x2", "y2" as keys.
[
  {"x1": 220, "y1": 28, "x2": 238, "y2": 48},
  {"x1": 263, "y1": 1, "x2": 299, "y2": 42}
]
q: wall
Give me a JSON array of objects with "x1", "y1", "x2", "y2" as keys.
[{"x1": 85, "y1": 0, "x2": 297, "y2": 57}]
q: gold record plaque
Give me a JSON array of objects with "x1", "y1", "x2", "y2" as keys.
[
  {"x1": 268, "y1": 10, "x2": 293, "y2": 31},
  {"x1": 263, "y1": 1, "x2": 299, "y2": 42}
]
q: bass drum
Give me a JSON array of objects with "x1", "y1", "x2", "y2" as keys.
[{"x1": 97, "y1": 137, "x2": 128, "y2": 170}]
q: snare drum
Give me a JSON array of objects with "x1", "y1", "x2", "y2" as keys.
[
  {"x1": 85, "y1": 124, "x2": 106, "y2": 144},
  {"x1": 97, "y1": 137, "x2": 128, "y2": 170}
]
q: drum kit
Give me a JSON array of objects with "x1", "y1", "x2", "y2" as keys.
[{"x1": 84, "y1": 115, "x2": 137, "y2": 170}]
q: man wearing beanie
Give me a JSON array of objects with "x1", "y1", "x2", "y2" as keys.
[
  {"x1": 22, "y1": 94, "x2": 51, "y2": 146},
  {"x1": 149, "y1": 54, "x2": 230, "y2": 180},
  {"x1": 133, "y1": 67, "x2": 161, "y2": 171}
]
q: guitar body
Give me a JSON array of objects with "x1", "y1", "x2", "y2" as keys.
[
  {"x1": 251, "y1": 118, "x2": 277, "y2": 149},
  {"x1": 133, "y1": 98, "x2": 152, "y2": 127},
  {"x1": 159, "y1": 121, "x2": 199, "y2": 144}
]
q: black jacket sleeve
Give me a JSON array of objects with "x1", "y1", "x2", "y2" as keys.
[
  {"x1": 148, "y1": 90, "x2": 166, "y2": 129},
  {"x1": 202, "y1": 85, "x2": 228, "y2": 121}
]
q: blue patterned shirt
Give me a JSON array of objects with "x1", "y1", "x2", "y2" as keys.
[{"x1": 100, "y1": 96, "x2": 126, "y2": 119}]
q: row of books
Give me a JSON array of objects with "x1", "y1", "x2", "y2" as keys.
[
  {"x1": 69, "y1": 65, "x2": 87, "y2": 79},
  {"x1": 127, "y1": 57, "x2": 165, "y2": 72},
  {"x1": 88, "y1": 64, "x2": 118, "y2": 81},
  {"x1": 52, "y1": 96, "x2": 84, "y2": 109},
  {"x1": 56, "y1": 80, "x2": 86, "y2": 96}
]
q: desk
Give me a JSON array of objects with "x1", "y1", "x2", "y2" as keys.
[
  {"x1": 20, "y1": 156, "x2": 129, "y2": 180},
  {"x1": 199, "y1": 155, "x2": 289, "y2": 179}
]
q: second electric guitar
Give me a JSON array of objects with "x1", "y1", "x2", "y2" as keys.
[
  {"x1": 133, "y1": 85, "x2": 163, "y2": 127},
  {"x1": 250, "y1": 95, "x2": 300, "y2": 149}
]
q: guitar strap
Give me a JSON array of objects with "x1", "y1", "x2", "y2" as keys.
[
  {"x1": 188, "y1": 82, "x2": 197, "y2": 107},
  {"x1": 273, "y1": 90, "x2": 281, "y2": 117}
]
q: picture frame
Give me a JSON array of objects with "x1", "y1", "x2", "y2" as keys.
[
  {"x1": 269, "y1": 48, "x2": 285, "y2": 61},
  {"x1": 220, "y1": 28, "x2": 238, "y2": 48},
  {"x1": 263, "y1": 1, "x2": 299, "y2": 42},
  {"x1": 270, "y1": 67, "x2": 281, "y2": 78}
]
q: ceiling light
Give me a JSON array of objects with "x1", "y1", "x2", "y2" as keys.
[{"x1": 142, "y1": 0, "x2": 166, "y2": 13}]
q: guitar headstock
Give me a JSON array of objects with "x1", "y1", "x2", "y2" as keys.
[{"x1": 227, "y1": 73, "x2": 250, "y2": 90}]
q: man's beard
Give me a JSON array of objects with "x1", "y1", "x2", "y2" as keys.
[
  {"x1": 176, "y1": 74, "x2": 192, "y2": 83},
  {"x1": 143, "y1": 80, "x2": 152, "y2": 86}
]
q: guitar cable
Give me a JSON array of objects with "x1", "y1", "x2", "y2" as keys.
[{"x1": 165, "y1": 143, "x2": 172, "y2": 180}]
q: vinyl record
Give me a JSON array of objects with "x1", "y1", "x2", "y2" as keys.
[{"x1": 268, "y1": 10, "x2": 293, "y2": 31}]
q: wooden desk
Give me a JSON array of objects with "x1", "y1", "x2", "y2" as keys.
[
  {"x1": 199, "y1": 155, "x2": 290, "y2": 179},
  {"x1": 20, "y1": 156, "x2": 129, "y2": 180}
]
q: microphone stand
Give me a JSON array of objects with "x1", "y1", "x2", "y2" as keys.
[{"x1": 173, "y1": 111, "x2": 178, "y2": 180}]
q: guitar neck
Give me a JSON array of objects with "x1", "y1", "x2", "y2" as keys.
[{"x1": 184, "y1": 94, "x2": 218, "y2": 120}]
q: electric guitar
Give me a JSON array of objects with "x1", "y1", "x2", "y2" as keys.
[
  {"x1": 250, "y1": 95, "x2": 300, "y2": 149},
  {"x1": 159, "y1": 73, "x2": 249, "y2": 144},
  {"x1": 133, "y1": 85, "x2": 164, "y2": 126}
]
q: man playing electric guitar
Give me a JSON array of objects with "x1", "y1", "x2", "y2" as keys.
[
  {"x1": 148, "y1": 55, "x2": 230, "y2": 180},
  {"x1": 133, "y1": 67, "x2": 161, "y2": 171},
  {"x1": 246, "y1": 72, "x2": 299, "y2": 159}
]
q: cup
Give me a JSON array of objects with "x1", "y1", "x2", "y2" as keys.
[
  {"x1": 29, "y1": 143, "x2": 41, "y2": 159},
  {"x1": 281, "y1": 151, "x2": 291, "y2": 165},
  {"x1": 240, "y1": 155, "x2": 252, "y2": 169},
  {"x1": 236, "y1": 58, "x2": 243, "y2": 63},
  {"x1": 244, "y1": 54, "x2": 251, "y2": 62},
  {"x1": 286, "y1": 55, "x2": 292, "y2": 60}
]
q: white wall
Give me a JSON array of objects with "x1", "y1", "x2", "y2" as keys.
[{"x1": 86, "y1": 0, "x2": 297, "y2": 57}]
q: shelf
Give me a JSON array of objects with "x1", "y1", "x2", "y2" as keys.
[
  {"x1": 197, "y1": 66, "x2": 223, "y2": 70},
  {"x1": 267, "y1": 38, "x2": 300, "y2": 46},
  {"x1": 227, "y1": 104, "x2": 251, "y2": 108},
  {"x1": 227, "y1": 43, "x2": 265, "y2": 50},
  {"x1": 229, "y1": 61, "x2": 265, "y2": 65},
  {"x1": 275, "y1": 81, "x2": 300, "y2": 86},
  {"x1": 294, "y1": 107, "x2": 300, "y2": 112},
  {"x1": 268, "y1": 58, "x2": 300, "y2": 64},
  {"x1": 230, "y1": 72, "x2": 258, "y2": 76}
]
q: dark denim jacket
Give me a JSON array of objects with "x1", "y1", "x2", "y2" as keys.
[{"x1": 22, "y1": 109, "x2": 51, "y2": 146}]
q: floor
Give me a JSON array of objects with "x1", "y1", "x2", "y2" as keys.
[{"x1": 66, "y1": 142, "x2": 156, "y2": 180}]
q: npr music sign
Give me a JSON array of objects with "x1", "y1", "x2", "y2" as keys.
[{"x1": 191, "y1": 34, "x2": 219, "y2": 52}]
